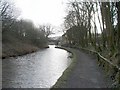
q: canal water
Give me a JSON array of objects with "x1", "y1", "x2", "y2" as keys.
[{"x1": 2, "y1": 45, "x2": 72, "y2": 88}]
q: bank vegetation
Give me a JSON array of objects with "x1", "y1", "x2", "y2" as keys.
[
  {"x1": 0, "y1": 0, "x2": 53, "y2": 58},
  {"x1": 61, "y1": 0, "x2": 120, "y2": 87}
]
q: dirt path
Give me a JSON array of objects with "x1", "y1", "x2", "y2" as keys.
[{"x1": 52, "y1": 48, "x2": 111, "y2": 88}]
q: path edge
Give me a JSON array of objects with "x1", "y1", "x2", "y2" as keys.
[{"x1": 51, "y1": 46, "x2": 77, "y2": 89}]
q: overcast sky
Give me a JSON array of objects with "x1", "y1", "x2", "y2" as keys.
[
  {"x1": 15, "y1": 0, "x2": 67, "y2": 26},
  {"x1": 13, "y1": 0, "x2": 103, "y2": 36},
  {"x1": 14, "y1": 0, "x2": 68, "y2": 37}
]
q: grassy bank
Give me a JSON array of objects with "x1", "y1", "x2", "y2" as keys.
[
  {"x1": 2, "y1": 38, "x2": 48, "y2": 59},
  {"x1": 51, "y1": 46, "x2": 77, "y2": 88},
  {"x1": 2, "y1": 43, "x2": 37, "y2": 59}
]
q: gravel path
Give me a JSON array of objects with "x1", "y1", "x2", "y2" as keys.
[{"x1": 53, "y1": 48, "x2": 111, "y2": 88}]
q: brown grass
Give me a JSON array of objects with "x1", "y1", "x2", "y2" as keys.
[{"x1": 2, "y1": 41, "x2": 39, "y2": 59}]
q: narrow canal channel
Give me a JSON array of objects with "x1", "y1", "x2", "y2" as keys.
[{"x1": 2, "y1": 45, "x2": 72, "y2": 88}]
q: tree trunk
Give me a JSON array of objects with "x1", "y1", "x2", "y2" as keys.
[
  {"x1": 100, "y1": 2, "x2": 107, "y2": 49},
  {"x1": 116, "y1": 1, "x2": 120, "y2": 84}
]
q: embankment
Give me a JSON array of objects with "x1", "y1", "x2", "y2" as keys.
[{"x1": 2, "y1": 40, "x2": 48, "y2": 59}]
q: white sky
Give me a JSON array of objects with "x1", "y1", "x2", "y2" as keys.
[
  {"x1": 14, "y1": 0, "x2": 68, "y2": 37},
  {"x1": 13, "y1": 0, "x2": 102, "y2": 36},
  {"x1": 14, "y1": 0, "x2": 67, "y2": 26}
]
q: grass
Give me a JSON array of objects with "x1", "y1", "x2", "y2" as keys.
[
  {"x1": 2, "y1": 41, "x2": 39, "y2": 59},
  {"x1": 2, "y1": 36, "x2": 48, "y2": 59},
  {"x1": 51, "y1": 46, "x2": 77, "y2": 89}
]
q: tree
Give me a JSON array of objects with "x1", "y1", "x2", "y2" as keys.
[
  {"x1": 0, "y1": 0, "x2": 19, "y2": 33},
  {"x1": 62, "y1": 0, "x2": 120, "y2": 86},
  {"x1": 39, "y1": 24, "x2": 53, "y2": 38},
  {"x1": 64, "y1": 11, "x2": 77, "y2": 29},
  {"x1": 64, "y1": 1, "x2": 95, "y2": 47},
  {"x1": 116, "y1": 1, "x2": 120, "y2": 68}
]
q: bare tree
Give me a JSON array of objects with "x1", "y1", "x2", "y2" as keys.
[
  {"x1": 39, "y1": 24, "x2": 53, "y2": 38},
  {"x1": 116, "y1": 1, "x2": 120, "y2": 68},
  {"x1": 0, "y1": 0, "x2": 20, "y2": 33}
]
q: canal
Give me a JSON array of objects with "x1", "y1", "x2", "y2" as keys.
[{"x1": 2, "y1": 45, "x2": 72, "y2": 88}]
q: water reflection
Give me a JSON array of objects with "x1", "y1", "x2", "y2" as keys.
[{"x1": 2, "y1": 45, "x2": 71, "y2": 88}]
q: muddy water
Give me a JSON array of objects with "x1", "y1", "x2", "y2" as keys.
[{"x1": 2, "y1": 45, "x2": 71, "y2": 88}]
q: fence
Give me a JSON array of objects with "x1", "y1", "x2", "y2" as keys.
[{"x1": 80, "y1": 47, "x2": 120, "y2": 86}]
